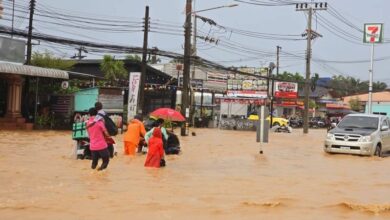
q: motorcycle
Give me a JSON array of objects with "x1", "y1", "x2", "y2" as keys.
[{"x1": 289, "y1": 117, "x2": 303, "y2": 128}]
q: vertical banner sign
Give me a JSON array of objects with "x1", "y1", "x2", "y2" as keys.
[
  {"x1": 364, "y1": 23, "x2": 383, "y2": 43},
  {"x1": 127, "y1": 72, "x2": 141, "y2": 121}
]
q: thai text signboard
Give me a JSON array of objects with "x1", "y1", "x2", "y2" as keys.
[{"x1": 127, "y1": 72, "x2": 141, "y2": 120}]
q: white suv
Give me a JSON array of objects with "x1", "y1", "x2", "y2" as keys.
[{"x1": 324, "y1": 114, "x2": 390, "y2": 157}]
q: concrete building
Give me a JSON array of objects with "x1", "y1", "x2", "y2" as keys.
[
  {"x1": 343, "y1": 91, "x2": 390, "y2": 115},
  {"x1": 151, "y1": 63, "x2": 228, "y2": 93}
]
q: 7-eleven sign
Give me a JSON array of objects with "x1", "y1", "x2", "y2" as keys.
[{"x1": 364, "y1": 23, "x2": 384, "y2": 43}]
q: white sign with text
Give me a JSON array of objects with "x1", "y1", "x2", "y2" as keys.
[{"x1": 127, "y1": 72, "x2": 141, "y2": 120}]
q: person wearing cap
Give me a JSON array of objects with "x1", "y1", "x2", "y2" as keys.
[{"x1": 123, "y1": 115, "x2": 146, "y2": 156}]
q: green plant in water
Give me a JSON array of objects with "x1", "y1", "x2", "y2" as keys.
[{"x1": 35, "y1": 114, "x2": 55, "y2": 128}]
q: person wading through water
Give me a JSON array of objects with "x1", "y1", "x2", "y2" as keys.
[
  {"x1": 144, "y1": 127, "x2": 165, "y2": 168},
  {"x1": 123, "y1": 115, "x2": 146, "y2": 156},
  {"x1": 87, "y1": 102, "x2": 116, "y2": 157},
  {"x1": 86, "y1": 107, "x2": 110, "y2": 171}
]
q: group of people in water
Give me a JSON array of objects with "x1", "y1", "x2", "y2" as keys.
[{"x1": 85, "y1": 102, "x2": 167, "y2": 171}]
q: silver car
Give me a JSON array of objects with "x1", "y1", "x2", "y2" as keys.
[{"x1": 324, "y1": 114, "x2": 390, "y2": 157}]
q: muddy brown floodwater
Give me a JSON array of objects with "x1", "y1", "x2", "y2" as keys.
[{"x1": 0, "y1": 128, "x2": 390, "y2": 220}]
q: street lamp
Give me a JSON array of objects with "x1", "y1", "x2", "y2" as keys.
[
  {"x1": 190, "y1": 2, "x2": 239, "y2": 62},
  {"x1": 192, "y1": 4, "x2": 239, "y2": 14},
  {"x1": 181, "y1": 1, "x2": 238, "y2": 136}
]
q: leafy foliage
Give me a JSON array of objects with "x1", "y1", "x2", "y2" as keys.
[
  {"x1": 309, "y1": 99, "x2": 317, "y2": 109},
  {"x1": 125, "y1": 54, "x2": 142, "y2": 62},
  {"x1": 31, "y1": 51, "x2": 75, "y2": 70},
  {"x1": 349, "y1": 97, "x2": 361, "y2": 111},
  {"x1": 275, "y1": 71, "x2": 305, "y2": 90},
  {"x1": 30, "y1": 52, "x2": 79, "y2": 94},
  {"x1": 100, "y1": 55, "x2": 127, "y2": 86},
  {"x1": 329, "y1": 75, "x2": 387, "y2": 98}
]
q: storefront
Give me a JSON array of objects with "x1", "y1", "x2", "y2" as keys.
[
  {"x1": 73, "y1": 60, "x2": 176, "y2": 116},
  {"x1": 272, "y1": 81, "x2": 299, "y2": 117},
  {"x1": 0, "y1": 63, "x2": 69, "y2": 129}
]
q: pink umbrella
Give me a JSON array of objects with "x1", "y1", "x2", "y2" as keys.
[{"x1": 150, "y1": 108, "x2": 186, "y2": 122}]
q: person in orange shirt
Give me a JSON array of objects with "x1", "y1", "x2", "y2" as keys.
[{"x1": 123, "y1": 115, "x2": 146, "y2": 156}]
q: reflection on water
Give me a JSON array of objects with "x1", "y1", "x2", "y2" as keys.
[{"x1": 0, "y1": 129, "x2": 390, "y2": 219}]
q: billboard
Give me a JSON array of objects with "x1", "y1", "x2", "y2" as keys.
[
  {"x1": 237, "y1": 67, "x2": 267, "y2": 76},
  {"x1": 363, "y1": 23, "x2": 384, "y2": 43},
  {"x1": 274, "y1": 81, "x2": 298, "y2": 99},
  {"x1": 0, "y1": 37, "x2": 26, "y2": 63},
  {"x1": 227, "y1": 79, "x2": 267, "y2": 91},
  {"x1": 226, "y1": 90, "x2": 267, "y2": 98}
]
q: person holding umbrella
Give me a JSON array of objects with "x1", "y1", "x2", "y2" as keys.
[
  {"x1": 145, "y1": 118, "x2": 168, "y2": 144},
  {"x1": 145, "y1": 107, "x2": 185, "y2": 148}
]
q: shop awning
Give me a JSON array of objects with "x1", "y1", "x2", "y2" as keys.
[{"x1": 0, "y1": 62, "x2": 69, "y2": 79}]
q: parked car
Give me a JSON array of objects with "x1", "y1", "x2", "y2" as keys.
[
  {"x1": 324, "y1": 114, "x2": 390, "y2": 157},
  {"x1": 248, "y1": 115, "x2": 289, "y2": 127}
]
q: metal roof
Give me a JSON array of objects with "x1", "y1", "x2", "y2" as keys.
[{"x1": 0, "y1": 62, "x2": 69, "y2": 79}]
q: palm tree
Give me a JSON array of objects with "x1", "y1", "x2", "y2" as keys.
[
  {"x1": 373, "y1": 81, "x2": 387, "y2": 92},
  {"x1": 100, "y1": 55, "x2": 127, "y2": 86}
]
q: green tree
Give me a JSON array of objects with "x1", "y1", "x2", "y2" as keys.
[
  {"x1": 310, "y1": 73, "x2": 319, "y2": 91},
  {"x1": 31, "y1": 51, "x2": 75, "y2": 70},
  {"x1": 329, "y1": 75, "x2": 387, "y2": 98},
  {"x1": 373, "y1": 81, "x2": 387, "y2": 92},
  {"x1": 30, "y1": 51, "x2": 78, "y2": 94},
  {"x1": 349, "y1": 97, "x2": 361, "y2": 112},
  {"x1": 309, "y1": 99, "x2": 317, "y2": 109},
  {"x1": 100, "y1": 55, "x2": 127, "y2": 86},
  {"x1": 125, "y1": 54, "x2": 142, "y2": 62},
  {"x1": 276, "y1": 71, "x2": 305, "y2": 90}
]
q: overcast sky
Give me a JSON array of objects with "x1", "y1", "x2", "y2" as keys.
[{"x1": 1, "y1": 0, "x2": 390, "y2": 84}]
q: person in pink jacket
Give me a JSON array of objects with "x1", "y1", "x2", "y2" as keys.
[{"x1": 86, "y1": 107, "x2": 110, "y2": 171}]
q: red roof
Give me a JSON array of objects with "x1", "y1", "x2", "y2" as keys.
[{"x1": 343, "y1": 91, "x2": 390, "y2": 103}]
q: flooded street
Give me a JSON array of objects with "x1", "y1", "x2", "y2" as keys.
[{"x1": 0, "y1": 128, "x2": 390, "y2": 219}]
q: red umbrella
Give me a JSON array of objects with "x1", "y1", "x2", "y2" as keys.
[{"x1": 150, "y1": 108, "x2": 186, "y2": 122}]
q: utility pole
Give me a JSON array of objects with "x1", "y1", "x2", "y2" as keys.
[
  {"x1": 11, "y1": 0, "x2": 15, "y2": 38},
  {"x1": 276, "y1": 46, "x2": 281, "y2": 76},
  {"x1": 270, "y1": 46, "x2": 281, "y2": 128},
  {"x1": 190, "y1": 0, "x2": 197, "y2": 131},
  {"x1": 368, "y1": 43, "x2": 374, "y2": 114},
  {"x1": 295, "y1": 2, "x2": 327, "y2": 134},
  {"x1": 192, "y1": 0, "x2": 197, "y2": 79},
  {"x1": 181, "y1": 0, "x2": 192, "y2": 136},
  {"x1": 138, "y1": 6, "x2": 149, "y2": 116},
  {"x1": 26, "y1": 0, "x2": 36, "y2": 65},
  {"x1": 303, "y1": 7, "x2": 312, "y2": 134},
  {"x1": 268, "y1": 62, "x2": 275, "y2": 128},
  {"x1": 71, "y1": 46, "x2": 87, "y2": 60}
]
